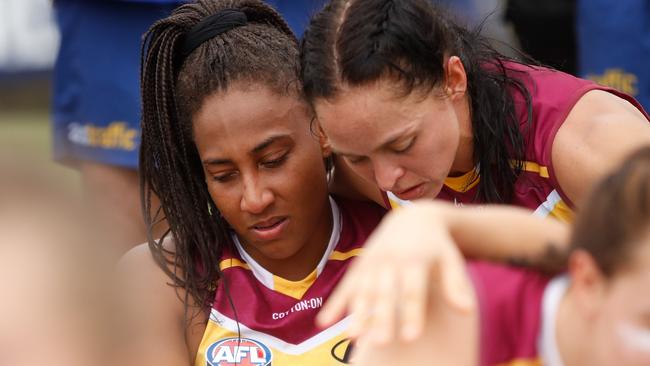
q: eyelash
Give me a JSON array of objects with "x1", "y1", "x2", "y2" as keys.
[
  {"x1": 393, "y1": 137, "x2": 416, "y2": 153},
  {"x1": 213, "y1": 172, "x2": 236, "y2": 183},
  {"x1": 211, "y1": 154, "x2": 289, "y2": 182},
  {"x1": 261, "y1": 154, "x2": 288, "y2": 168},
  {"x1": 347, "y1": 156, "x2": 368, "y2": 165}
]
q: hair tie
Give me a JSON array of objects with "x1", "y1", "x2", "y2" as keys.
[{"x1": 179, "y1": 9, "x2": 247, "y2": 58}]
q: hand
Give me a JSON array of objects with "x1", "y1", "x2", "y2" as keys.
[{"x1": 317, "y1": 201, "x2": 475, "y2": 344}]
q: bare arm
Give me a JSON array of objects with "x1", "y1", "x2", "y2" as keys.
[
  {"x1": 116, "y1": 243, "x2": 203, "y2": 366},
  {"x1": 318, "y1": 200, "x2": 567, "y2": 345},
  {"x1": 444, "y1": 203, "x2": 570, "y2": 272},
  {"x1": 553, "y1": 89, "x2": 650, "y2": 207}
]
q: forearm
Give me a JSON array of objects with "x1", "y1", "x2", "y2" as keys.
[{"x1": 415, "y1": 201, "x2": 571, "y2": 272}]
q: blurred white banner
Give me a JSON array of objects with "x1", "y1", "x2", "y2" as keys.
[{"x1": 0, "y1": 0, "x2": 60, "y2": 71}]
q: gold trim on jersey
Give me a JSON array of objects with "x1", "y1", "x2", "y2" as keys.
[
  {"x1": 329, "y1": 248, "x2": 363, "y2": 261},
  {"x1": 532, "y1": 189, "x2": 574, "y2": 223},
  {"x1": 444, "y1": 168, "x2": 480, "y2": 192},
  {"x1": 219, "y1": 258, "x2": 250, "y2": 271},
  {"x1": 442, "y1": 161, "x2": 550, "y2": 194},
  {"x1": 521, "y1": 161, "x2": 550, "y2": 178},
  {"x1": 273, "y1": 270, "x2": 318, "y2": 300},
  {"x1": 195, "y1": 310, "x2": 353, "y2": 366}
]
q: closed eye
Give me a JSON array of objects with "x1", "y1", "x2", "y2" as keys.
[
  {"x1": 391, "y1": 136, "x2": 416, "y2": 153},
  {"x1": 260, "y1": 153, "x2": 288, "y2": 169},
  {"x1": 212, "y1": 171, "x2": 238, "y2": 183},
  {"x1": 346, "y1": 155, "x2": 368, "y2": 165}
]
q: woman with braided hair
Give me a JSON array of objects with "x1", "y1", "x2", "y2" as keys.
[
  {"x1": 118, "y1": 1, "x2": 388, "y2": 364},
  {"x1": 300, "y1": 0, "x2": 650, "y2": 345}
]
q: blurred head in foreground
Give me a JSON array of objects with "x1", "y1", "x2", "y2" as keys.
[{"x1": 564, "y1": 145, "x2": 650, "y2": 365}]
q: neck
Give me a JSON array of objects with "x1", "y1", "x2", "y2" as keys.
[
  {"x1": 556, "y1": 287, "x2": 594, "y2": 366},
  {"x1": 241, "y1": 199, "x2": 333, "y2": 281},
  {"x1": 449, "y1": 93, "x2": 474, "y2": 176}
]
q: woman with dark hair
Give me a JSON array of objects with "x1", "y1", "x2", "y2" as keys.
[
  {"x1": 117, "y1": 1, "x2": 388, "y2": 364},
  {"x1": 301, "y1": 0, "x2": 650, "y2": 341},
  {"x1": 350, "y1": 146, "x2": 650, "y2": 366}
]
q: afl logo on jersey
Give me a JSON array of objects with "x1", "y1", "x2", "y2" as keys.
[{"x1": 206, "y1": 337, "x2": 272, "y2": 366}]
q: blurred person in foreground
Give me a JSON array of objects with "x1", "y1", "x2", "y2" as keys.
[
  {"x1": 0, "y1": 156, "x2": 117, "y2": 366},
  {"x1": 332, "y1": 146, "x2": 650, "y2": 366}
]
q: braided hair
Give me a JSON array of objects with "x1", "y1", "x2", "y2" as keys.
[
  {"x1": 140, "y1": 0, "x2": 298, "y2": 311},
  {"x1": 301, "y1": 0, "x2": 536, "y2": 203}
]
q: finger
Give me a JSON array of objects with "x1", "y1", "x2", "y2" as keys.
[
  {"x1": 397, "y1": 264, "x2": 429, "y2": 341},
  {"x1": 439, "y1": 247, "x2": 475, "y2": 312},
  {"x1": 317, "y1": 269, "x2": 356, "y2": 328},
  {"x1": 366, "y1": 266, "x2": 398, "y2": 345},
  {"x1": 346, "y1": 268, "x2": 378, "y2": 339}
]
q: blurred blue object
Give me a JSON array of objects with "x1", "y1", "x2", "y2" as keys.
[
  {"x1": 578, "y1": 0, "x2": 650, "y2": 110},
  {"x1": 52, "y1": 1, "x2": 181, "y2": 168}
]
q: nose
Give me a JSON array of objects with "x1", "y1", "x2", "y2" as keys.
[
  {"x1": 372, "y1": 159, "x2": 405, "y2": 192},
  {"x1": 240, "y1": 174, "x2": 274, "y2": 214}
]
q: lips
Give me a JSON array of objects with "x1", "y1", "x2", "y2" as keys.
[
  {"x1": 394, "y1": 183, "x2": 426, "y2": 201},
  {"x1": 249, "y1": 216, "x2": 289, "y2": 241}
]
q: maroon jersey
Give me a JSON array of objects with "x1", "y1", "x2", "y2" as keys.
[
  {"x1": 468, "y1": 261, "x2": 569, "y2": 366},
  {"x1": 194, "y1": 196, "x2": 385, "y2": 366}
]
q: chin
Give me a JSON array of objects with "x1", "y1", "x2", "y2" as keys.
[{"x1": 255, "y1": 242, "x2": 299, "y2": 260}]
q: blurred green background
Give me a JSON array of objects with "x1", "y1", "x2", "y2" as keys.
[{"x1": 0, "y1": 76, "x2": 80, "y2": 189}]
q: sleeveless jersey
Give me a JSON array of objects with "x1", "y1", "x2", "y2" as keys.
[
  {"x1": 468, "y1": 261, "x2": 565, "y2": 366},
  {"x1": 387, "y1": 64, "x2": 650, "y2": 222},
  {"x1": 194, "y1": 196, "x2": 385, "y2": 366}
]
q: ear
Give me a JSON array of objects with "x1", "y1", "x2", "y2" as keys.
[
  {"x1": 444, "y1": 56, "x2": 468, "y2": 100},
  {"x1": 568, "y1": 249, "x2": 607, "y2": 318},
  {"x1": 316, "y1": 119, "x2": 333, "y2": 158}
]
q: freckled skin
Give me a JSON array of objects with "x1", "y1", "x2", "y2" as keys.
[{"x1": 314, "y1": 80, "x2": 473, "y2": 199}]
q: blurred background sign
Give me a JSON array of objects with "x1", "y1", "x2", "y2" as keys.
[{"x1": 0, "y1": 0, "x2": 59, "y2": 73}]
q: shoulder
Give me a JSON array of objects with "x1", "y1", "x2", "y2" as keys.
[
  {"x1": 117, "y1": 238, "x2": 186, "y2": 318},
  {"x1": 332, "y1": 196, "x2": 386, "y2": 251},
  {"x1": 551, "y1": 88, "x2": 650, "y2": 206},
  {"x1": 118, "y1": 238, "x2": 176, "y2": 284},
  {"x1": 334, "y1": 195, "x2": 387, "y2": 228},
  {"x1": 117, "y1": 238, "x2": 207, "y2": 365}
]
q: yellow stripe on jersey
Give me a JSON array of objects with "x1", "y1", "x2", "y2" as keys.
[
  {"x1": 549, "y1": 198, "x2": 573, "y2": 222},
  {"x1": 329, "y1": 248, "x2": 363, "y2": 261},
  {"x1": 533, "y1": 189, "x2": 574, "y2": 223},
  {"x1": 521, "y1": 161, "x2": 550, "y2": 178},
  {"x1": 219, "y1": 258, "x2": 250, "y2": 271},
  {"x1": 444, "y1": 168, "x2": 480, "y2": 192},
  {"x1": 388, "y1": 198, "x2": 402, "y2": 210},
  {"x1": 404, "y1": 161, "x2": 550, "y2": 195},
  {"x1": 273, "y1": 270, "x2": 318, "y2": 300},
  {"x1": 496, "y1": 358, "x2": 542, "y2": 366}
]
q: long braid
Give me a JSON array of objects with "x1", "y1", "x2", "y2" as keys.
[{"x1": 140, "y1": 0, "x2": 299, "y2": 312}]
